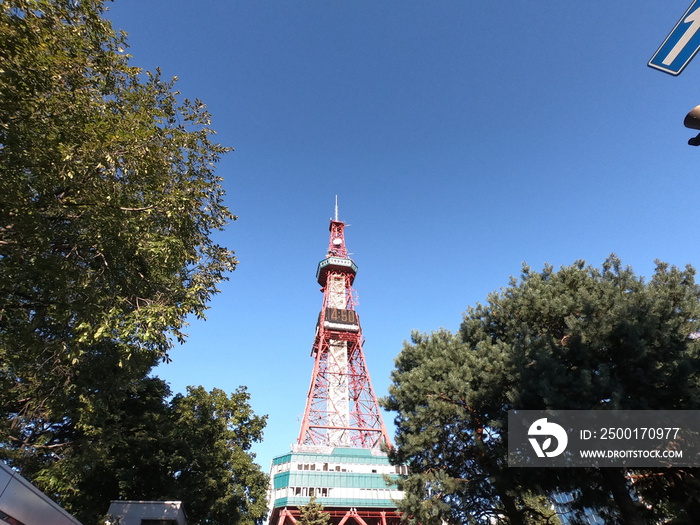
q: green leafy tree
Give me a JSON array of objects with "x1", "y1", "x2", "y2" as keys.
[
  {"x1": 166, "y1": 386, "x2": 269, "y2": 525},
  {"x1": 40, "y1": 382, "x2": 268, "y2": 525},
  {"x1": 0, "y1": 0, "x2": 234, "y2": 475},
  {"x1": 0, "y1": 1, "x2": 266, "y2": 523},
  {"x1": 383, "y1": 256, "x2": 700, "y2": 524},
  {"x1": 298, "y1": 496, "x2": 331, "y2": 525}
]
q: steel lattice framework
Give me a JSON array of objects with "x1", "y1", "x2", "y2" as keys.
[{"x1": 297, "y1": 218, "x2": 391, "y2": 449}]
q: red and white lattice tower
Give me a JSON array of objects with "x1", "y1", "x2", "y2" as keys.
[
  {"x1": 266, "y1": 204, "x2": 403, "y2": 525},
  {"x1": 298, "y1": 205, "x2": 391, "y2": 449}
]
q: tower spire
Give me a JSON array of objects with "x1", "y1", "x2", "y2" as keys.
[{"x1": 334, "y1": 195, "x2": 339, "y2": 222}]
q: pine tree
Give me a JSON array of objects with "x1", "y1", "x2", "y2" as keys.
[
  {"x1": 384, "y1": 256, "x2": 700, "y2": 524},
  {"x1": 298, "y1": 496, "x2": 331, "y2": 525}
]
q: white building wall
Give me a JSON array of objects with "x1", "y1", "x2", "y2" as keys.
[
  {"x1": 106, "y1": 501, "x2": 187, "y2": 525},
  {"x1": 270, "y1": 452, "x2": 405, "y2": 507},
  {"x1": 0, "y1": 461, "x2": 83, "y2": 525}
]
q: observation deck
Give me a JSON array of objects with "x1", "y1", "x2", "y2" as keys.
[{"x1": 316, "y1": 256, "x2": 358, "y2": 286}]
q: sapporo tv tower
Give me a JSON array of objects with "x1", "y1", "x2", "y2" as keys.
[{"x1": 267, "y1": 201, "x2": 404, "y2": 525}]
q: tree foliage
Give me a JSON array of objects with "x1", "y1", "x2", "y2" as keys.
[
  {"x1": 0, "y1": 0, "x2": 235, "y2": 438},
  {"x1": 43, "y1": 382, "x2": 269, "y2": 525},
  {"x1": 383, "y1": 256, "x2": 700, "y2": 524},
  {"x1": 0, "y1": 2, "x2": 270, "y2": 524},
  {"x1": 166, "y1": 386, "x2": 269, "y2": 525},
  {"x1": 298, "y1": 496, "x2": 331, "y2": 525}
]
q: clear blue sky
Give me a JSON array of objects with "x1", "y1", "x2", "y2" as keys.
[{"x1": 105, "y1": 1, "x2": 700, "y2": 471}]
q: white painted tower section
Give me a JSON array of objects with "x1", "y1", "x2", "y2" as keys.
[{"x1": 327, "y1": 275, "x2": 349, "y2": 446}]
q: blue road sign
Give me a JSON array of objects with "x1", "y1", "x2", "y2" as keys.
[{"x1": 649, "y1": 0, "x2": 700, "y2": 75}]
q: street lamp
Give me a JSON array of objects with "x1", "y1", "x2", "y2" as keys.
[{"x1": 684, "y1": 105, "x2": 700, "y2": 145}]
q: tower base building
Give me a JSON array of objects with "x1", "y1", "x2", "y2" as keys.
[{"x1": 268, "y1": 446, "x2": 405, "y2": 525}]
